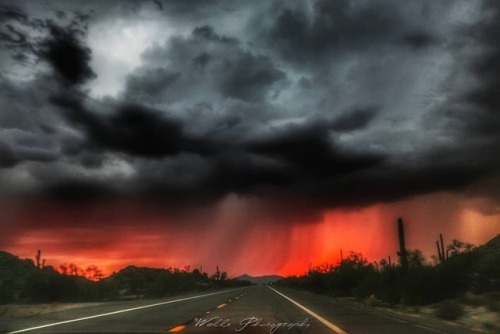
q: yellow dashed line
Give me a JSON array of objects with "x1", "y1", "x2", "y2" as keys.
[
  {"x1": 169, "y1": 325, "x2": 186, "y2": 332},
  {"x1": 217, "y1": 303, "x2": 227, "y2": 309}
]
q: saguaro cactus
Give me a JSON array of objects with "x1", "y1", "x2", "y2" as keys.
[
  {"x1": 440, "y1": 234, "x2": 448, "y2": 261},
  {"x1": 436, "y1": 240, "x2": 443, "y2": 262},
  {"x1": 436, "y1": 233, "x2": 448, "y2": 263},
  {"x1": 35, "y1": 249, "x2": 41, "y2": 269},
  {"x1": 397, "y1": 218, "x2": 408, "y2": 271}
]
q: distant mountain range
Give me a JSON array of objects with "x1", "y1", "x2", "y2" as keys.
[{"x1": 236, "y1": 274, "x2": 283, "y2": 285}]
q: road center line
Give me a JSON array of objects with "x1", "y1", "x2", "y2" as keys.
[
  {"x1": 268, "y1": 286, "x2": 349, "y2": 334},
  {"x1": 8, "y1": 289, "x2": 241, "y2": 334},
  {"x1": 168, "y1": 324, "x2": 186, "y2": 332}
]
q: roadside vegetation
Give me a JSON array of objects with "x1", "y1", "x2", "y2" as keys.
[
  {"x1": 277, "y1": 230, "x2": 500, "y2": 328},
  {"x1": 0, "y1": 251, "x2": 250, "y2": 304}
]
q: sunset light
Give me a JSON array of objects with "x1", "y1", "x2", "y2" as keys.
[{"x1": 1, "y1": 1, "x2": 499, "y2": 332}]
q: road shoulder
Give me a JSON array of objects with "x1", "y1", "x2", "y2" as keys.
[{"x1": 275, "y1": 287, "x2": 484, "y2": 334}]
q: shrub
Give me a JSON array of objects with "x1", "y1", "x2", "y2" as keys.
[
  {"x1": 400, "y1": 265, "x2": 438, "y2": 305},
  {"x1": 434, "y1": 300, "x2": 465, "y2": 320},
  {"x1": 459, "y1": 292, "x2": 485, "y2": 306},
  {"x1": 484, "y1": 292, "x2": 500, "y2": 313},
  {"x1": 365, "y1": 294, "x2": 382, "y2": 307},
  {"x1": 483, "y1": 322, "x2": 500, "y2": 333},
  {"x1": 485, "y1": 291, "x2": 500, "y2": 301},
  {"x1": 486, "y1": 300, "x2": 499, "y2": 312}
]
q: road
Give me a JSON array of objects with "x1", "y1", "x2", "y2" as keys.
[{"x1": 2, "y1": 286, "x2": 476, "y2": 334}]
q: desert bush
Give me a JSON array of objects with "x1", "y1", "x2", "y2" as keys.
[
  {"x1": 486, "y1": 299, "x2": 500, "y2": 312},
  {"x1": 459, "y1": 292, "x2": 485, "y2": 306},
  {"x1": 482, "y1": 292, "x2": 500, "y2": 313},
  {"x1": 365, "y1": 294, "x2": 382, "y2": 307},
  {"x1": 434, "y1": 300, "x2": 465, "y2": 320},
  {"x1": 483, "y1": 322, "x2": 500, "y2": 333},
  {"x1": 485, "y1": 291, "x2": 500, "y2": 301}
]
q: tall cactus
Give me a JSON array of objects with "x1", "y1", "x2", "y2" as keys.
[
  {"x1": 436, "y1": 240, "x2": 443, "y2": 262},
  {"x1": 397, "y1": 218, "x2": 408, "y2": 271},
  {"x1": 436, "y1": 233, "x2": 447, "y2": 263},
  {"x1": 35, "y1": 249, "x2": 41, "y2": 269},
  {"x1": 440, "y1": 234, "x2": 446, "y2": 261},
  {"x1": 215, "y1": 265, "x2": 221, "y2": 281}
]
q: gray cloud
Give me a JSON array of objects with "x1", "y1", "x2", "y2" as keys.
[
  {"x1": 0, "y1": 140, "x2": 58, "y2": 167},
  {"x1": 0, "y1": 0, "x2": 499, "y2": 218},
  {"x1": 330, "y1": 106, "x2": 378, "y2": 132},
  {"x1": 399, "y1": 31, "x2": 438, "y2": 49},
  {"x1": 124, "y1": 25, "x2": 287, "y2": 105},
  {"x1": 259, "y1": 0, "x2": 404, "y2": 67}
]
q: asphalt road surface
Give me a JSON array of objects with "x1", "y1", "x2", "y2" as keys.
[{"x1": 2, "y1": 286, "x2": 477, "y2": 334}]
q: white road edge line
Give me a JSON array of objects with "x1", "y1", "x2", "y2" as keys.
[
  {"x1": 268, "y1": 286, "x2": 349, "y2": 334},
  {"x1": 8, "y1": 289, "x2": 240, "y2": 334},
  {"x1": 413, "y1": 324, "x2": 449, "y2": 334}
]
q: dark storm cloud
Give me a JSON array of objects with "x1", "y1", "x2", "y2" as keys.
[
  {"x1": 130, "y1": 151, "x2": 292, "y2": 206},
  {"x1": 0, "y1": 3, "x2": 96, "y2": 87},
  {"x1": 0, "y1": 71, "x2": 66, "y2": 170},
  {"x1": 262, "y1": 0, "x2": 404, "y2": 66},
  {"x1": 35, "y1": 21, "x2": 96, "y2": 86},
  {"x1": 246, "y1": 122, "x2": 385, "y2": 178},
  {"x1": 50, "y1": 95, "x2": 211, "y2": 158},
  {"x1": 311, "y1": 163, "x2": 489, "y2": 209},
  {"x1": 399, "y1": 31, "x2": 438, "y2": 49},
  {"x1": 0, "y1": 141, "x2": 58, "y2": 167},
  {"x1": 463, "y1": 3, "x2": 500, "y2": 134},
  {"x1": 192, "y1": 25, "x2": 238, "y2": 44},
  {"x1": 1, "y1": 0, "x2": 500, "y2": 218},
  {"x1": 43, "y1": 179, "x2": 115, "y2": 202},
  {"x1": 330, "y1": 107, "x2": 378, "y2": 132},
  {"x1": 218, "y1": 53, "x2": 286, "y2": 103}
]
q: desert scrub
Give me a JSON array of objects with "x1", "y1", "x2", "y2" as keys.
[
  {"x1": 486, "y1": 299, "x2": 500, "y2": 312},
  {"x1": 434, "y1": 300, "x2": 465, "y2": 320},
  {"x1": 483, "y1": 322, "x2": 500, "y2": 333},
  {"x1": 459, "y1": 292, "x2": 484, "y2": 306},
  {"x1": 484, "y1": 291, "x2": 500, "y2": 312},
  {"x1": 365, "y1": 294, "x2": 382, "y2": 307}
]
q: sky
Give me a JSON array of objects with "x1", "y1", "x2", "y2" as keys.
[{"x1": 0, "y1": 0, "x2": 499, "y2": 277}]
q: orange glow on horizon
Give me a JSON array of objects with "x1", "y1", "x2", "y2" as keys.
[
  {"x1": 1, "y1": 193, "x2": 499, "y2": 278},
  {"x1": 274, "y1": 206, "x2": 392, "y2": 276}
]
